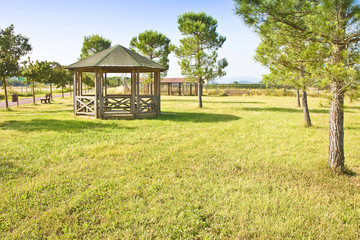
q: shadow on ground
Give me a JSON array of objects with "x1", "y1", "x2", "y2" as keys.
[
  {"x1": 344, "y1": 106, "x2": 360, "y2": 110},
  {"x1": 0, "y1": 161, "x2": 25, "y2": 181},
  {"x1": 242, "y1": 107, "x2": 329, "y2": 114},
  {"x1": 158, "y1": 111, "x2": 241, "y2": 123},
  {"x1": 163, "y1": 99, "x2": 265, "y2": 104},
  {"x1": 0, "y1": 119, "x2": 134, "y2": 132}
]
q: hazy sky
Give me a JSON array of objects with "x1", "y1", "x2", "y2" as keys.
[{"x1": 1, "y1": 0, "x2": 269, "y2": 79}]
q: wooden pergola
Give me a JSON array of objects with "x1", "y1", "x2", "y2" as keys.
[{"x1": 66, "y1": 45, "x2": 167, "y2": 119}]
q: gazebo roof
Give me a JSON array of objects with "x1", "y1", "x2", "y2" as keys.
[{"x1": 66, "y1": 44, "x2": 167, "y2": 72}]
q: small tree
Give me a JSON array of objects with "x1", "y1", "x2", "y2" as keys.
[
  {"x1": 254, "y1": 32, "x2": 326, "y2": 127},
  {"x1": 51, "y1": 65, "x2": 71, "y2": 98},
  {"x1": 176, "y1": 12, "x2": 228, "y2": 108},
  {"x1": 80, "y1": 34, "x2": 111, "y2": 60},
  {"x1": 22, "y1": 59, "x2": 42, "y2": 104},
  {"x1": 38, "y1": 61, "x2": 60, "y2": 99},
  {"x1": 0, "y1": 25, "x2": 31, "y2": 108},
  {"x1": 130, "y1": 30, "x2": 173, "y2": 93}
]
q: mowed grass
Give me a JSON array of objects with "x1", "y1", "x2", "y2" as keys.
[{"x1": 0, "y1": 95, "x2": 359, "y2": 239}]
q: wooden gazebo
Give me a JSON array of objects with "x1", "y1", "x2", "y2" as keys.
[{"x1": 66, "y1": 45, "x2": 167, "y2": 119}]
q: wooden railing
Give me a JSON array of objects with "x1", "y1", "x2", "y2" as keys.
[
  {"x1": 75, "y1": 96, "x2": 95, "y2": 115},
  {"x1": 75, "y1": 95, "x2": 158, "y2": 117},
  {"x1": 104, "y1": 95, "x2": 131, "y2": 113},
  {"x1": 139, "y1": 95, "x2": 158, "y2": 113}
]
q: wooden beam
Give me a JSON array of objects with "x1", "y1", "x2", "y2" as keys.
[
  {"x1": 155, "y1": 70, "x2": 161, "y2": 116},
  {"x1": 105, "y1": 73, "x2": 108, "y2": 96},
  {"x1": 94, "y1": 69, "x2": 98, "y2": 118},
  {"x1": 136, "y1": 69, "x2": 140, "y2": 118},
  {"x1": 79, "y1": 71, "x2": 82, "y2": 96},
  {"x1": 153, "y1": 72, "x2": 157, "y2": 96},
  {"x1": 99, "y1": 69, "x2": 104, "y2": 119},
  {"x1": 130, "y1": 71, "x2": 136, "y2": 117},
  {"x1": 73, "y1": 70, "x2": 77, "y2": 114}
]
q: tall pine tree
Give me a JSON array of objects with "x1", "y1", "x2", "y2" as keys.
[{"x1": 176, "y1": 12, "x2": 228, "y2": 108}]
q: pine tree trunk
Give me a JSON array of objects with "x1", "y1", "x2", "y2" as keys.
[
  {"x1": 328, "y1": 41, "x2": 345, "y2": 173},
  {"x1": 302, "y1": 90, "x2": 312, "y2": 127},
  {"x1": 328, "y1": 81, "x2": 345, "y2": 173},
  {"x1": 2, "y1": 77, "x2": 9, "y2": 108},
  {"x1": 62, "y1": 86, "x2": 64, "y2": 98},
  {"x1": 32, "y1": 81, "x2": 35, "y2": 104},
  {"x1": 198, "y1": 80, "x2": 203, "y2": 108},
  {"x1": 296, "y1": 89, "x2": 301, "y2": 107}
]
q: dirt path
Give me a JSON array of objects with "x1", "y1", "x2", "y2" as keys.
[{"x1": 0, "y1": 93, "x2": 71, "y2": 108}]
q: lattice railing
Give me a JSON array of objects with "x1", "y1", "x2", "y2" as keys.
[
  {"x1": 139, "y1": 96, "x2": 157, "y2": 113},
  {"x1": 104, "y1": 95, "x2": 131, "y2": 113},
  {"x1": 76, "y1": 96, "x2": 95, "y2": 115}
]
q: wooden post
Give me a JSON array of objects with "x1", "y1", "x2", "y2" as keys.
[
  {"x1": 168, "y1": 83, "x2": 170, "y2": 95},
  {"x1": 105, "y1": 73, "x2": 108, "y2": 97},
  {"x1": 179, "y1": 83, "x2": 181, "y2": 96},
  {"x1": 94, "y1": 69, "x2": 98, "y2": 118},
  {"x1": 79, "y1": 72, "x2": 82, "y2": 96},
  {"x1": 73, "y1": 70, "x2": 77, "y2": 114},
  {"x1": 190, "y1": 83, "x2": 192, "y2": 96},
  {"x1": 182, "y1": 83, "x2": 185, "y2": 96},
  {"x1": 136, "y1": 69, "x2": 140, "y2": 118},
  {"x1": 153, "y1": 72, "x2": 156, "y2": 96},
  {"x1": 154, "y1": 70, "x2": 161, "y2": 116},
  {"x1": 99, "y1": 69, "x2": 104, "y2": 119},
  {"x1": 131, "y1": 71, "x2": 136, "y2": 118}
]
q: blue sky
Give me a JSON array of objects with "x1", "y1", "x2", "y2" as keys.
[{"x1": 1, "y1": 0, "x2": 268, "y2": 79}]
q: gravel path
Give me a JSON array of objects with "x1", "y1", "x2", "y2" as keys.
[{"x1": 0, "y1": 93, "x2": 71, "y2": 108}]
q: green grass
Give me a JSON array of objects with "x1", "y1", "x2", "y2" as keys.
[{"x1": 0, "y1": 95, "x2": 360, "y2": 239}]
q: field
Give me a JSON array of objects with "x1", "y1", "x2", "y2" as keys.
[{"x1": 0, "y1": 95, "x2": 360, "y2": 239}]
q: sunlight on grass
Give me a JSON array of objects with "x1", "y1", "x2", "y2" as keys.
[{"x1": 0, "y1": 95, "x2": 359, "y2": 239}]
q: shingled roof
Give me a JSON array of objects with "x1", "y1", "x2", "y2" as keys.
[{"x1": 67, "y1": 44, "x2": 167, "y2": 71}]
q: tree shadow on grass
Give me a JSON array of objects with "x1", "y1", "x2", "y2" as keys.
[
  {"x1": 345, "y1": 126, "x2": 360, "y2": 130},
  {"x1": 206, "y1": 101, "x2": 265, "y2": 104},
  {"x1": 0, "y1": 119, "x2": 135, "y2": 133},
  {"x1": 163, "y1": 99, "x2": 265, "y2": 104},
  {"x1": 344, "y1": 106, "x2": 360, "y2": 111},
  {"x1": 0, "y1": 161, "x2": 25, "y2": 181},
  {"x1": 241, "y1": 107, "x2": 329, "y2": 114},
  {"x1": 158, "y1": 111, "x2": 241, "y2": 123}
]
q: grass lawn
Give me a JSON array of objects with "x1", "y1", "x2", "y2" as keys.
[{"x1": 0, "y1": 95, "x2": 359, "y2": 239}]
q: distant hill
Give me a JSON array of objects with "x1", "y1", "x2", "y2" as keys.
[{"x1": 214, "y1": 76, "x2": 262, "y2": 84}]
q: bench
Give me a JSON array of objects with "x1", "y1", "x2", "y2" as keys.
[{"x1": 41, "y1": 94, "x2": 51, "y2": 104}]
